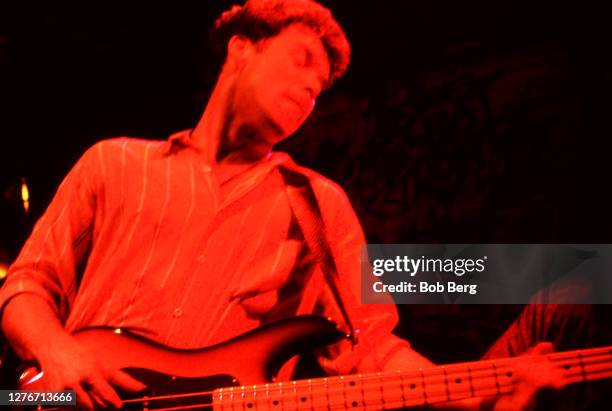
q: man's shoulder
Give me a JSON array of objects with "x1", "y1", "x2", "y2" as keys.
[
  {"x1": 83, "y1": 137, "x2": 167, "y2": 163},
  {"x1": 90, "y1": 136, "x2": 165, "y2": 153}
]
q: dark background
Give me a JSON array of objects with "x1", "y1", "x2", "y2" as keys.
[{"x1": 1, "y1": 1, "x2": 611, "y2": 368}]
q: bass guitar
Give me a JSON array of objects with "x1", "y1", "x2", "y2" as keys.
[{"x1": 11, "y1": 315, "x2": 612, "y2": 410}]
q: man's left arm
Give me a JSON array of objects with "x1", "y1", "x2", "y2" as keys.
[
  {"x1": 313, "y1": 179, "x2": 565, "y2": 410},
  {"x1": 310, "y1": 178, "x2": 432, "y2": 374}
]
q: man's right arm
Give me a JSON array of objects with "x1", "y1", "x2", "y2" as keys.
[{"x1": 0, "y1": 142, "x2": 144, "y2": 409}]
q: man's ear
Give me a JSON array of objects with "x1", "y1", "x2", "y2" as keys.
[{"x1": 226, "y1": 35, "x2": 254, "y2": 72}]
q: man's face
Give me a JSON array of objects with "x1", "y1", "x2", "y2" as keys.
[{"x1": 232, "y1": 23, "x2": 331, "y2": 144}]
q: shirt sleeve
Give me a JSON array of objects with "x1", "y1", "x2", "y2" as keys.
[
  {"x1": 309, "y1": 178, "x2": 414, "y2": 374},
  {"x1": 0, "y1": 143, "x2": 101, "y2": 325}
]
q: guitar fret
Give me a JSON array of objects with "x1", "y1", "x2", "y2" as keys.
[
  {"x1": 442, "y1": 366, "x2": 450, "y2": 402},
  {"x1": 398, "y1": 371, "x2": 406, "y2": 408},
  {"x1": 359, "y1": 374, "x2": 366, "y2": 411},
  {"x1": 308, "y1": 380, "x2": 314, "y2": 411},
  {"x1": 253, "y1": 384, "x2": 258, "y2": 411},
  {"x1": 420, "y1": 368, "x2": 428, "y2": 405},
  {"x1": 378, "y1": 373, "x2": 385, "y2": 409},
  {"x1": 491, "y1": 362, "x2": 501, "y2": 396},
  {"x1": 579, "y1": 350, "x2": 587, "y2": 382},
  {"x1": 337, "y1": 376, "x2": 344, "y2": 410},
  {"x1": 467, "y1": 365, "x2": 475, "y2": 399}
]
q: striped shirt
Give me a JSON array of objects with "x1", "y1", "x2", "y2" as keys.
[{"x1": 0, "y1": 130, "x2": 410, "y2": 373}]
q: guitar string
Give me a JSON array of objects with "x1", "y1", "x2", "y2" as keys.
[
  {"x1": 38, "y1": 351, "x2": 612, "y2": 410},
  {"x1": 124, "y1": 364, "x2": 612, "y2": 411},
  {"x1": 118, "y1": 356, "x2": 612, "y2": 409},
  {"x1": 119, "y1": 349, "x2": 612, "y2": 404},
  {"x1": 38, "y1": 363, "x2": 612, "y2": 411},
  {"x1": 115, "y1": 353, "x2": 612, "y2": 407}
]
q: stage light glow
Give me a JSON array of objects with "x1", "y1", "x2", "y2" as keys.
[{"x1": 21, "y1": 178, "x2": 30, "y2": 215}]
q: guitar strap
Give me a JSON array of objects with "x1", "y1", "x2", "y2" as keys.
[{"x1": 279, "y1": 166, "x2": 358, "y2": 346}]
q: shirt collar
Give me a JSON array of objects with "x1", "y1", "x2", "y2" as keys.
[
  {"x1": 160, "y1": 128, "x2": 292, "y2": 168},
  {"x1": 160, "y1": 129, "x2": 193, "y2": 156}
]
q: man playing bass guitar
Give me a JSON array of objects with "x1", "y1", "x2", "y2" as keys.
[{"x1": 0, "y1": 1, "x2": 598, "y2": 410}]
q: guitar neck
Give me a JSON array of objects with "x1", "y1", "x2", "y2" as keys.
[{"x1": 214, "y1": 346, "x2": 612, "y2": 410}]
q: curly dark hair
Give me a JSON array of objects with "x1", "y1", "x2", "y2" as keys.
[{"x1": 211, "y1": 0, "x2": 351, "y2": 87}]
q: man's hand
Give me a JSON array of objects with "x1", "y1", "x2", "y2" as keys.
[
  {"x1": 1, "y1": 295, "x2": 146, "y2": 410},
  {"x1": 389, "y1": 341, "x2": 568, "y2": 411},
  {"x1": 485, "y1": 342, "x2": 567, "y2": 411},
  {"x1": 34, "y1": 333, "x2": 146, "y2": 410}
]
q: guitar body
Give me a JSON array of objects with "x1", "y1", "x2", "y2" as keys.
[{"x1": 16, "y1": 316, "x2": 345, "y2": 410}]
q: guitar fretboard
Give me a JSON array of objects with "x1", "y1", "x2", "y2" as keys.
[{"x1": 212, "y1": 346, "x2": 612, "y2": 411}]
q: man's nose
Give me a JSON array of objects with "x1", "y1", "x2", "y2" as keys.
[{"x1": 303, "y1": 72, "x2": 321, "y2": 102}]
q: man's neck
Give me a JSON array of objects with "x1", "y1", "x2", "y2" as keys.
[{"x1": 190, "y1": 79, "x2": 273, "y2": 166}]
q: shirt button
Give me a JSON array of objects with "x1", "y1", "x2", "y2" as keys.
[
  {"x1": 202, "y1": 165, "x2": 212, "y2": 172},
  {"x1": 173, "y1": 307, "x2": 183, "y2": 318},
  {"x1": 196, "y1": 254, "x2": 206, "y2": 263}
]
